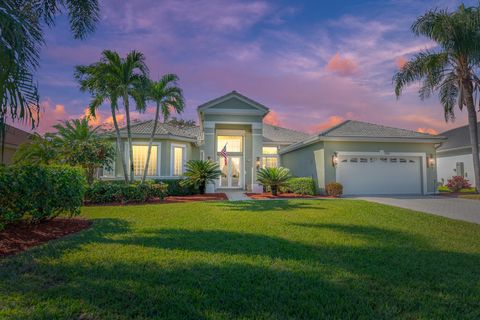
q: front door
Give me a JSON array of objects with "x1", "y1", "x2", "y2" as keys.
[{"x1": 219, "y1": 156, "x2": 242, "y2": 188}]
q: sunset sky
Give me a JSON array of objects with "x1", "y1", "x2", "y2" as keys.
[{"x1": 17, "y1": 0, "x2": 478, "y2": 134}]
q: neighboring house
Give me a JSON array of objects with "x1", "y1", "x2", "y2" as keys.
[
  {"x1": 437, "y1": 122, "x2": 480, "y2": 187},
  {"x1": 1, "y1": 124, "x2": 32, "y2": 165},
  {"x1": 280, "y1": 120, "x2": 445, "y2": 195},
  {"x1": 105, "y1": 91, "x2": 445, "y2": 195}
]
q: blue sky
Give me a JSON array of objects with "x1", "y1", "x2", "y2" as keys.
[{"x1": 25, "y1": 0, "x2": 476, "y2": 134}]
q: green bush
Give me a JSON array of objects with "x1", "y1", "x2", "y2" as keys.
[
  {"x1": 284, "y1": 177, "x2": 316, "y2": 195},
  {"x1": 0, "y1": 165, "x2": 86, "y2": 229},
  {"x1": 325, "y1": 182, "x2": 343, "y2": 197},
  {"x1": 438, "y1": 185, "x2": 451, "y2": 193},
  {"x1": 85, "y1": 180, "x2": 168, "y2": 204},
  {"x1": 154, "y1": 178, "x2": 197, "y2": 196}
]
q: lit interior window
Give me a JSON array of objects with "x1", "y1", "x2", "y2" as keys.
[
  {"x1": 262, "y1": 156, "x2": 278, "y2": 168},
  {"x1": 262, "y1": 146, "x2": 278, "y2": 155},
  {"x1": 173, "y1": 146, "x2": 184, "y2": 176},
  {"x1": 132, "y1": 145, "x2": 157, "y2": 176},
  {"x1": 217, "y1": 136, "x2": 242, "y2": 152}
]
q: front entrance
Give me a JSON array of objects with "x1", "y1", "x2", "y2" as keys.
[{"x1": 219, "y1": 156, "x2": 242, "y2": 188}]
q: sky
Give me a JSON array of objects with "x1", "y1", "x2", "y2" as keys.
[{"x1": 13, "y1": 0, "x2": 479, "y2": 134}]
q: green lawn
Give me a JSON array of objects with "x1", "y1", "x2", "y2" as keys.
[{"x1": 1, "y1": 200, "x2": 480, "y2": 319}]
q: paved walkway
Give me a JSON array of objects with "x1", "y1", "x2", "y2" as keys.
[
  {"x1": 223, "y1": 190, "x2": 251, "y2": 201},
  {"x1": 354, "y1": 195, "x2": 480, "y2": 224}
]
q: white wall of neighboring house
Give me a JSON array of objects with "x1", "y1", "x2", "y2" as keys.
[{"x1": 437, "y1": 152, "x2": 479, "y2": 187}]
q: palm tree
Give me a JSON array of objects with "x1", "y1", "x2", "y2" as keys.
[
  {"x1": 98, "y1": 50, "x2": 149, "y2": 182},
  {"x1": 141, "y1": 74, "x2": 185, "y2": 183},
  {"x1": 0, "y1": 0, "x2": 99, "y2": 156},
  {"x1": 257, "y1": 167, "x2": 291, "y2": 196},
  {"x1": 13, "y1": 133, "x2": 58, "y2": 165},
  {"x1": 182, "y1": 160, "x2": 221, "y2": 194},
  {"x1": 394, "y1": 4, "x2": 480, "y2": 193},
  {"x1": 75, "y1": 62, "x2": 129, "y2": 183}
]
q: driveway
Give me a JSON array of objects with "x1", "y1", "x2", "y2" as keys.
[{"x1": 354, "y1": 195, "x2": 480, "y2": 224}]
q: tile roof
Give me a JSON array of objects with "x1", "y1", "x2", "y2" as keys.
[
  {"x1": 117, "y1": 120, "x2": 200, "y2": 140},
  {"x1": 438, "y1": 122, "x2": 480, "y2": 151},
  {"x1": 320, "y1": 120, "x2": 445, "y2": 139},
  {"x1": 263, "y1": 124, "x2": 309, "y2": 144}
]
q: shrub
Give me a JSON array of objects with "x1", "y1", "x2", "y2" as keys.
[
  {"x1": 326, "y1": 182, "x2": 343, "y2": 197},
  {"x1": 154, "y1": 178, "x2": 197, "y2": 196},
  {"x1": 0, "y1": 165, "x2": 86, "y2": 229},
  {"x1": 85, "y1": 180, "x2": 168, "y2": 204},
  {"x1": 284, "y1": 177, "x2": 316, "y2": 195},
  {"x1": 181, "y1": 160, "x2": 221, "y2": 194},
  {"x1": 257, "y1": 167, "x2": 291, "y2": 196},
  {"x1": 446, "y1": 176, "x2": 471, "y2": 192},
  {"x1": 438, "y1": 185, "x2": 451, "y2": 193}
]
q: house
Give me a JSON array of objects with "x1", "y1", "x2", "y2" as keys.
[
  {"x1": 1, "y1": 124, "x2": 32, "y2": 165},
  {"x1": 437, "y1": 122, "x2": 480, "y2": 187},
  {"x1": 105, "y1": 91, "x2": 445, "y2": 195}
]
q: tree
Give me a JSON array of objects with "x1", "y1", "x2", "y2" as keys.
[
  {"x1": 141, "y1": 74, "x2": 185, "y2": 183},
  {"x1": 13, "y1": 133, "x2": 58, "y2": 165},
  {"x1": 393, "y1": 4, "x2": 480, "y2": 193},
  {"x1": 93, "y1": 50, "x2": 149, "y2": 182},
  {"x1": 256, "y1": 167, "x2": 291, "y2": 196},
  {"x1": 182, "y1": 160, "x2": 221, "y2": 194},
  {"x1": 52, "y1": 118, "x2": 115, "y2": 184},
  {"x1": 0, "y1": 0, "x2": 99, "y2": 158}
]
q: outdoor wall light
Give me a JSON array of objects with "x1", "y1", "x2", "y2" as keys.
[
  {"x1": 207, "y1": 156, "x2": 211, "y2": 161},
  {"x1": 428, "y1": 154, "x2": 435, "y2": 168},
  {"x1": 332, "y1": 152, "x2": 338, "y2": 167},
  {"x1": 256, "y1": 157, "x2": 261, "y2": 170}
]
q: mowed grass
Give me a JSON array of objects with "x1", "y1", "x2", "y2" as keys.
[{"x1": 1, "y1": 200, "x2": 480, "y2": 319}]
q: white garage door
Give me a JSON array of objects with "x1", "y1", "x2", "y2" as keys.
[{"x1": 336, "y1": 155, "x2": 422, "y2": 195}]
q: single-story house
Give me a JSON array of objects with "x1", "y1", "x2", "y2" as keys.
[
  {"x1": 105, "y1": 91, "x2": 446, "y2": 195},
  {"x1": 437, "y1": 122, "x2": 480, "y2": 187},
  {"x1": 1, "y1": 124, "x2": 32, "y2": 165}
]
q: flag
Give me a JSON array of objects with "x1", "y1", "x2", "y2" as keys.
[{"x1": 220, "y1": 143, "x2": 228, "y2": 165}]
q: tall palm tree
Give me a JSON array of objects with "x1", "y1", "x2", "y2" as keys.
[
  {"x1": 393, "y1": 4, "x2": 480, "y2": 193},
  {"x1": 141, "y1": 74, "x2": 185, "y2": 183},
  {"x1": 98, "y1": 50, "x2": 149, "y2": 182},
  {"x1": 75, "y1": 62, "x2": 129, "y2": 183},
  {"x1": 0, "y1": 0, "x2": 99, "y2": 158}
]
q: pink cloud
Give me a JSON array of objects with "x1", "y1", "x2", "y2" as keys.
[
  {"x1": 264, "y1": 110, "x2": 281, "y2": 126},
  {"x1": 325, "y1": 53, "x2": 359, "y2": 76},
  {"x1": 394, "y1": 56, "x2": 407, "y2": 70},
  {"x1": 309, "y1": 116, "x2": 345, "y2": 133},
  {"x1": 417, "y1": 127, "x2": 438, "y2": 135}
]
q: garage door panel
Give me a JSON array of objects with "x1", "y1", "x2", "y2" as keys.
[{"x1": 336, "y1": 156, "x2": 422, "y2": 195}]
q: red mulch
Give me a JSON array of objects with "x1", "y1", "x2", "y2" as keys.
[
  {"x1": 0, "y1": 218, "x2": 92, "y2": 258},
  {"x1": 84, "y1": 193, "x2": 228, "y2": 206},
  {"x1": 246, "y1": 192, "x2": 336, "y2": 200}
]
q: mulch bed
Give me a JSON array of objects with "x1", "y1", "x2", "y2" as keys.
[
  {"x1": 84, "y1": 193, "x2": 228, "y2": 206},
  {"x1": 0, "y1": 218, "x2": 92, "y2": 258},
  {"x1": 246, "y1": 192, "x2": 336, "y2": 200}
]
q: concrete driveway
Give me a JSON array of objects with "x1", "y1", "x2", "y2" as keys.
[{"x1": 353, "y1": 195, "x2": 480, "y2": 224}]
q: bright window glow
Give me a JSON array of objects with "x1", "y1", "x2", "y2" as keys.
[
  {"x1": 262, "y1": 156, "x2": 278, "y2": 168},
  {"x1": 133, "y1": 145, "x2": 157, "y2": 176},
  {"x1": 173, "y1": 146, "x2": 184, "y2": 176},
  {"x1": 262, "y1": 147, "x2": 278, "y2": 155},
  {"x1": 217, "y1": 136, "x2": 242, "y2": 152}
]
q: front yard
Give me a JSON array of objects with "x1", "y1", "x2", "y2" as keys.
[{"x1": 1, "y1": 199, "x2": 479, "y2": 319}]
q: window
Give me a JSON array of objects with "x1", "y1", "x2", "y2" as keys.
[
  {"x1": 132, "y1": 145, "x2": 157, "y2": 176},
  {"x1": 217, "y1": 136, "x2": 242, "y2": 152},
  {"x1": 262, "y1": 147, "x2": 278, "y2": 155},
  {"x1": 360, "y1": 158, "x2": 368, "y2": 163},
  {"x1": 172, "y1": 145, "x2": 186, "y2": 176},
  {"x1": 262, "y1": 156, "x2": 278, "y2": 168}
]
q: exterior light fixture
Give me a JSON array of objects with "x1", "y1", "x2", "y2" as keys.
[
  {"x1": 332, "y1": 152, "x2": 338, "y2": 167},
  {"x1": 256, "y1": 157, "x2": 261, "y2": 170},
  {"x1": 207, "y1": 156, "x2": 211, "y2": 161},
  {"x1": 428, "y1": 154, "x2": 435, "y2": 168}
]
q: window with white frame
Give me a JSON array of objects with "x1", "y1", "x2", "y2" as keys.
[
  {"x1": 172, "y1": 144, "x2": 186, "y2": 176},
  {"x1": 217, "y1": 136, "x2": 242, "y2": 152},
  {"x1": 132, "y1": 145, "x2": 158, "y2": 176},
  {"x1": 262, "y1": 146, "x2": 279, "y2": 168}
]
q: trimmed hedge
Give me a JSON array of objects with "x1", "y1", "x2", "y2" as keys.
[
  {"x1": 154, "y1": 178, "x2": 197, "y2": 196},
  {"x1": 284, "y1": 177, "x2": 316, "y2": 195},
  {"x1": 85, "y1": 180, "x2": 168, "y2": 204},
  {"x1": 0, "y1": 165, "x2": 86, "y2": 230}
]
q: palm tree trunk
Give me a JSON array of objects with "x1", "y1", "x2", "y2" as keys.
[
  {"x1": 123, "y1": 94, "x2": 135, "y2": 182},
  {"x1": 111, "y1": 105, "x2": 128, "y2": 183},
  {"x1": 465, "y1": 93, "x2": 480, "y2": 192},
  {"x1": 141, "y1": 101, "x2": 161, "y2": 183}
]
